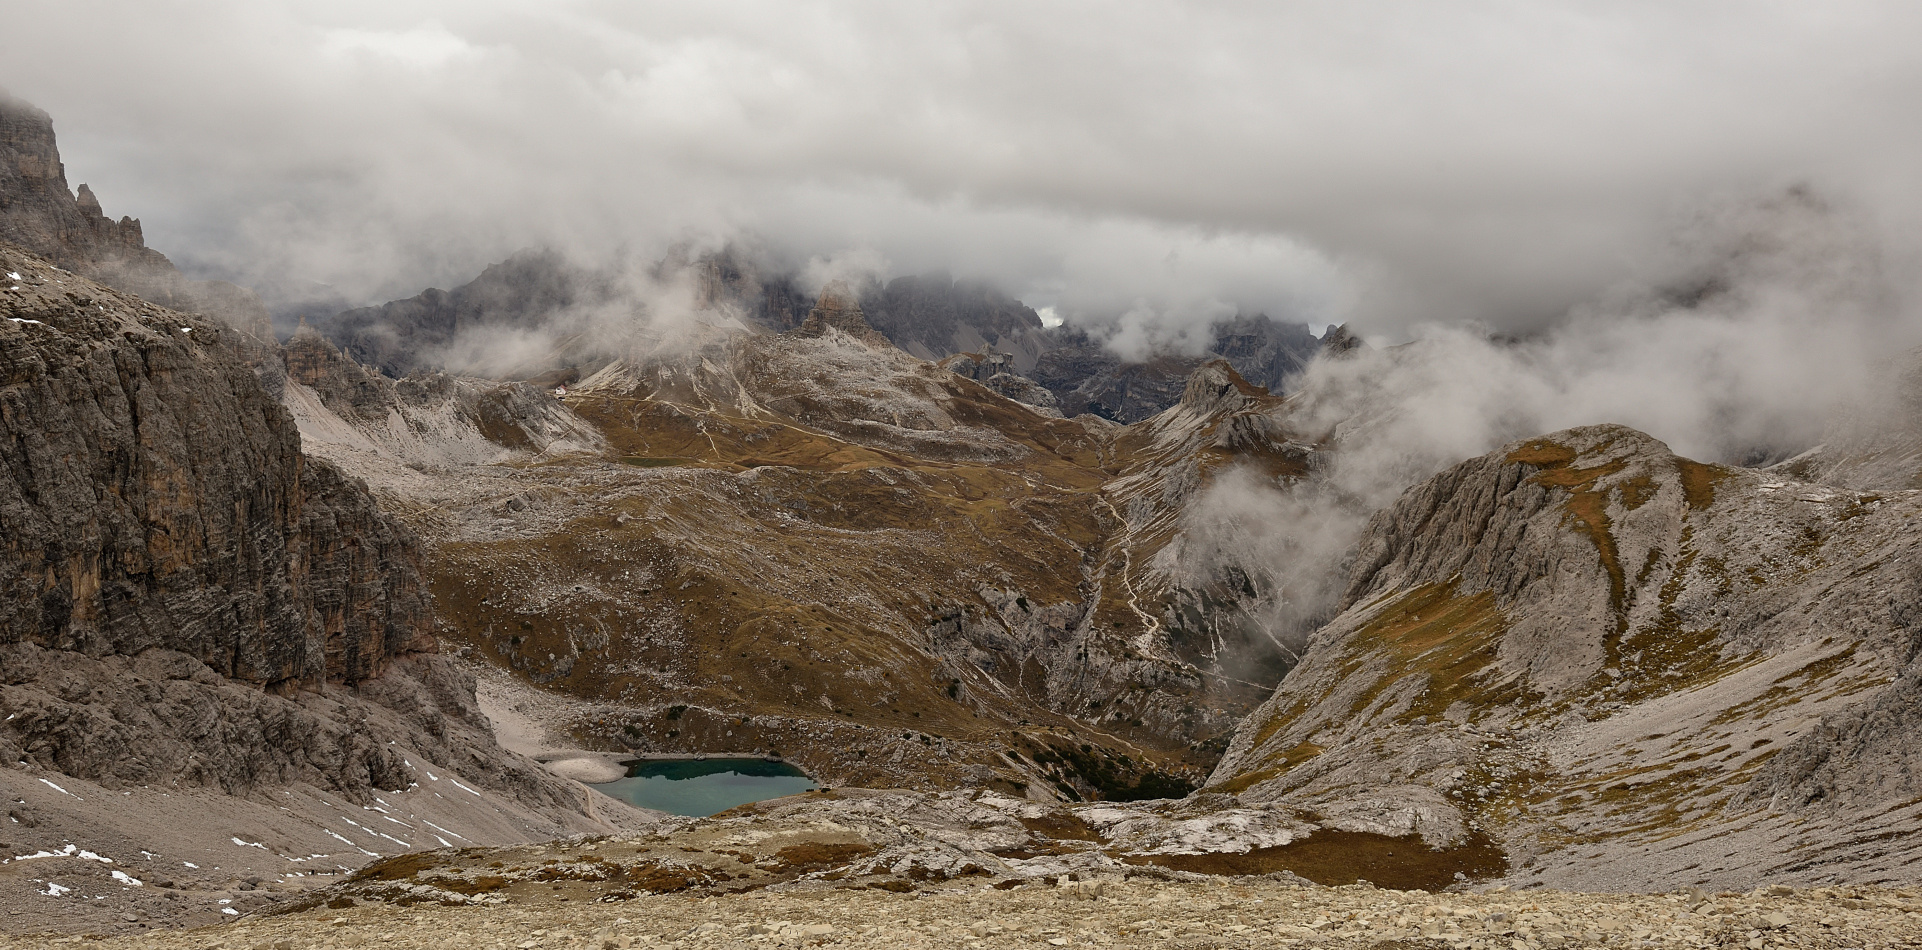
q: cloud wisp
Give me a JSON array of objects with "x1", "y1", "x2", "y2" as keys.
[{"x1": 1177, "y1": 187, "x2": 1921, "y2": 656}]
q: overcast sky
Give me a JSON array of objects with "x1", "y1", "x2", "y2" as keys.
[{"x1": 6, "y1": 1, "x2": 1920, "y2": 336}]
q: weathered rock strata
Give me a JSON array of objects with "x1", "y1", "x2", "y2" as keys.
[
  {"x1": 0, "y1": 247, "x2": 598, "y2": 825},
  {"x1": 1213, "y1": 422, "x2": 1922, "y2": 889},
  {"x1": 0, "y1": 90, "x2": 273, "y2": 342}
]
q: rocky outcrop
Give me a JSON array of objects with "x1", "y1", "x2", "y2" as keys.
[
  {"x1": 1209, "y1": 423, "x2": 1922, "y2": 889},
  {"x1": 0, "y1": 248, "x2": 422, "y2": 688},
  {"x1": 0, "y1": 95, "x2": 162, "y2": 276},
  {"x1": 1318, "y1": 323, "x2": 1364, "y2": 356},
  {"x1": 791, "y1": 280, "x2": 892, "y2": 347},
  {"x1": 316, "y1": 248, "x2": 610, "y2": 378},
  {"x1": 0, "y1": 90, "x2": 273, "y2": 342},
  {"x1": 939, "y1": 351, "x2": 1062, "y2": 415},
  {"x1": 277, "y1": 325, "x2": 605, "y2": 466},
  {"x1": 1027, "y1": 317, "x2": 1320, "y2": 424},
  {"x1": 0, "y1": 246, "x2": 595, "y2": 819},
  {"x1": 860, "y1": 272, "x2": 1052, "y2": 369}
]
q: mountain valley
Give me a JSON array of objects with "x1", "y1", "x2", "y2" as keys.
[{"x1": 4, "y1": 83, "x2": 1922, "y2": 946}]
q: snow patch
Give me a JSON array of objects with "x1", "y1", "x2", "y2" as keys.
[
  {"x1": 5, "y1": 844, "x2": 111, "y2": 865},
  {"x1": 110, "y1": 870, "x2": 142, "y2": 886}
]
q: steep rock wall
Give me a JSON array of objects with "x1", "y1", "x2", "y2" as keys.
[{"x1": 0, "y1": 246, "x2": 583, "y2": 811}]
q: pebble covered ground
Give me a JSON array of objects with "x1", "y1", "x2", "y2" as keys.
[{"x1": 5, "y1": 877, "x2": 1920, "y2": 949}]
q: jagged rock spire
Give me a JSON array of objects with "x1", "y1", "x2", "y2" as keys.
[
  {"x1": 792, "y1": 279, "x2": 892, "y2": 347},
  {"x1": 1320, "y1": 323, "x2": 1364, "y2": 357}
]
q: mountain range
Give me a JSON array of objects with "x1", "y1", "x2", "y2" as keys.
[{"x1": 3, "y1": 89, "x2": 1920, "y2": 936}]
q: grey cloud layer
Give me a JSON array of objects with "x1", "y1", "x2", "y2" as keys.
[{"x1": 7, "y1": 1, "x2": 1920, "y2": 335}]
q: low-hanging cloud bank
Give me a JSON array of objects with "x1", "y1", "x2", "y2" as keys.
[
  {"x1": 4, "y1": 2, "x2": 1920, "y2": 343},
  {"x1": 1179, "y1": 187, "x2": 1922, "y2": 657}
]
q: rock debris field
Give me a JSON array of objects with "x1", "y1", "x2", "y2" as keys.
[
  {"x1": 5, "y1": 877, "x2": 1921, "y2": 950},
  {"x1": 5, "y1": 787, "x2": 1921, "y2": 947}
]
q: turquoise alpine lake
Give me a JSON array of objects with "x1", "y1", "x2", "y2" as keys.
[{"x1": 587, "y1": 758, "x2": 817, "y2": 816}]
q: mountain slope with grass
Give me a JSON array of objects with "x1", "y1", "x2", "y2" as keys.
[
  {"x1": 282, "y1": 282, "x2": 1309, "y2": 801},
  {"x1": 1210, "y1": 417, "x2": 1922, "y2": 890}
]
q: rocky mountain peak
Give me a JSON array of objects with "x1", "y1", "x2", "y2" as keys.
[
  {"x1": 1176, "y1": 359, "x2": 1267, "y2": 417},
  {"x1": 74, "y1": 181, "x2": 102, "y2": 215},
  {"x1": 1319, "y1": 322, "x2": 1364, "y2": 356},
  {"x1": 793, "y1": 279, "x2": 892, "y2": 346},
  {"x1": 1210, "y1": 415, "x2": 1922, "y2": 889},
  {"x1": 0, "y1": 90, "x2": 274, "y2": 342},
  {"x1": 0, "y1": 91, "x2": 156, "y2": 272}
]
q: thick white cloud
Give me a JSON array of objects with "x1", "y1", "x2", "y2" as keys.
[{"x1": 5, "y1": 1, "x2": 1919, "y2": 332}]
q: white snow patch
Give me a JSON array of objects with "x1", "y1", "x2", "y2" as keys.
[
  {"x1": 110, "y1": 870, "x2": 142, "y2": 886},
  {"x1": 323, "y1": 829, "x2": 379, "y2": 857},
  {"x1": 448, "y1": 778, "x2": 481, "y2": 796},
  {"x1": 7, "y1": 849, "x2": 67, "y2": 863},
  {"x1": 36, "y1": 779, "x2": 74, "y2": 797},
  {"x1": 42, "y1": 882, "x2": 71, "y2": 897},
  {"x1": 10, "y1": 317, "x2": 47, "y2": 325},
  {"x1": 222, "y1": 908, "x2": 239, "y2": 915},
  {"x1": 418, "y1": 819, "x2": 468, "y2": 842},
  {"x1": 231, "y1": 837, "x2": 268, "y2": 850},
  {"x1": 6, "y1": 844, "x2": 110, "y2": 865},
  {"x1": 7, "y1": 272, "x2": 20, "y2": 280}
]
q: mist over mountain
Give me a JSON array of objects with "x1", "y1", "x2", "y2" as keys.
[
  {"x1": 5, "y1": 4, "x2": 1922, "y2": 937},
  {"x1": 7, "y1": 4, "x2": 1921, "y2": 341}
]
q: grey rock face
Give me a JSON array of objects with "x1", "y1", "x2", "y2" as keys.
[
  {"x1": 1211, "y1": 421, "x2": 1922, "y2": 888},
  {"x1": 0, "y1": 90, "x2": 273, "y2": 342},
  {"x1": 791, "y1": 280, "x2": 892, "y2": 347},
  {"x1": 860, "y1": 272, "x2": 1051, "y2": 370},
  {"x1": 0, "y1": 250, "x2": 424, "y2": 690},
  {"x1": 0, "y1": 248, "x2": 585, "y2": 811},
  {"x1": 939, "y1": 351, "x2": 1062, "y2": 415},
  {"x1": 317, "y1": 248, "x2": 607, "y2": 378},
  {"x1": 1029, "y1": 317, "x2": 1318, "y2": 424}
]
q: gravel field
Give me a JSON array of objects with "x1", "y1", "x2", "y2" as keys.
[{"x1": 5, "y1": 877, "x2": 1919, "y2": 950}]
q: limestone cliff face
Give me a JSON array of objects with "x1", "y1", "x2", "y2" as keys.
[
  {"x1": 0, "y1": 248, "x2": 426, "y2": 689},
  {"x1": 0, "y1": 90, "x2": 273, "y2": 342},
  {"x1": 0, "y1": 248, "x2": 564, "y2": 806},
  {"x1": 1209, "y1": 422, "x2": 1922, "y2": 889},
  {"x1": 0, "y1": 95, "x2": 160, "y2": 274}
]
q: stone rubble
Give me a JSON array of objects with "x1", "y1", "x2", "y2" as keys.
[{"x1": 6, "y1": 877, "x2": 1919, "y2": 949}]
